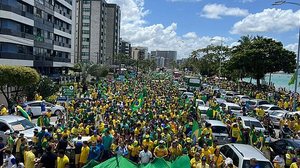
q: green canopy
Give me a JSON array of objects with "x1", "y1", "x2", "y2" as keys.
[
  {"x1": 83, "y1": 160, "x2": 100, "y2": 168},
  {"x1": 140, "y1": 158, "x2": 171, "y2": 168},
  {"x1": 93, "y1": 156, "x2": 138, "y2": 168},
  {"x1": 171, "y1": 156, "x2": 191, "y2": 168}
]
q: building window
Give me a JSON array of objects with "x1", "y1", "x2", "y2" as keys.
[
  {"x1": 83, "y1": 15, "x2": 90, "y2": 20},
  {"x1": 83, "y1": 8, "x2": 90, "y2": 12},
  {"x1": 83, "y1": 38, "x2": 90, "y2": 42},
  {"x1": 81, "y1": 52, "x2": 89, "y2": 56},
  {"x1": 82, "y1": 45, "x2": 89, "y2": 49},
  {"x1": 83, "y1": 23, "x2": 90, "y2": 27},
  {"x1": 82, "y1": 30, "x2": 89, "y2": 34},
  {"x1": 83, "y1": 1, "x2": 90, "y2": 4},
  {"x1": 35, "y1": 8, "x2": 43, "y2": 18}
]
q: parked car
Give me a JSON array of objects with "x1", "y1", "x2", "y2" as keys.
[
  {"x1": 0, "y1": 115, "x2": 41, "y2": 144},
  {"x1": 246, "y1": 99, "x2": 270, "y2": 110},
  {"x1": 222, "y1": 91, "x2": 237, "y2": 102},
  {"x1": 220, "y1": 102, "x2": 242, "y2": 116},
  {"x1": 22, "y1": 101, "x2": 65, "y2": 117},
  {"x1": 195, "y1": 99, "x2": 206, "y2": 107},
  {"x1": 269, "y1": 139, "x2": 300, "y2": 159},
  {"x1": 255, "y1": 104, "x2": 286, "y2": 114},
  {"x1": 205, "y1": 120, "x2": 229, "y2": 144},
  {"x1": 181, "y1": 92, "x2": 194, "y2": 99},
  {"x1": 239, "y1": 116, "x2": 266, "y2": 133},
  {"x1": 234, "y1": 95, "x2": 250, "y2": 104},
  {"x1": 269, "y1": 110, "x2": 289, "y2": 127},
  {"x1": 220, "y1": 144, "x2": 273, "y2": 168},
  {"x1": 285, "y1": 111, "x2": 300, "y2": 119}
]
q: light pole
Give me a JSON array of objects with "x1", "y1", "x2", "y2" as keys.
[
  {"x1": 273, "y1": 1, "x2": 300, "y2": 111},
  {"x1": 210, "y1": 38, "x2": 224, "y2": 78}
]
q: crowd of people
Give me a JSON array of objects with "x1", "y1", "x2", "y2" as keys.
[{"x1": 1, "y1": 73, "x2": 300, "y2": 168}]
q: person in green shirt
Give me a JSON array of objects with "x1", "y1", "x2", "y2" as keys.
[{"x1": 102, "y1": 130, "x2": 113, "y2": 160}]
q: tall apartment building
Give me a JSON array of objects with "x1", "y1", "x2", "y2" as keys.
[
  {"x1": 119, "y1": 39, "x2": 131, "y2": 57},
  {"x1": 131, "y1": 47, "x2": 148, "y2": 60},
  {"x1": 151, "y1": 50, "x2": 177, "y2": 69},
  {"x1": 75, "y1": 0, "x2": 120, "y2": 65},
  {"x1": 0, "y1": 0, "x2": 76, "y2": 74}
]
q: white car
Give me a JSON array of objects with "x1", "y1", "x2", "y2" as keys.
[
  {"x1": 222, "y1": 91, "x2": 237, "y2": 102},
  {"x1": 181, "y1": 92, "x2": 194, "y2": 99},
  {"x1": 196, "y1": 99, "x2": 209, "y2": 119},
  {"x1": 220, "y1": 102, "x2": 242, "y2": 116},
  {"x1": 269, "y1": 111, "x2": 288, "y2": 127},
  {"x1": 220, "y1": 144, "x2": 273, "y2": 168},
  {"x1": 0, "y1": 115, "x2": 41, "y2": 145},
  {"x1": 205, "y1": 120, "x2": 229, "y2": 144},
  {"x1": 234, "y1": 95, "x2": 250, "y2": 104},
  {"x1": 22, "y1": 101, "x2": 65, "y2": 117},
  {"x1": 239, "y1": 116, "x2": 266, "y2": 133},
  {"x1": 256, "y1": 104, "x2": 286, "y2": 114}
]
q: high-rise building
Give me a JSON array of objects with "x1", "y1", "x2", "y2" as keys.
[
  {"x1": 75, "y1": 0, "x2": 107, "y2": 64},
  {"x1": 0, "y1": 0, "x2": 76, "y2": 74},
  {"x1": 106, "y1": 3, "x2": 120, "y2": 65},
  {"x1": 119, "y1": 39, "x2": 131, "y2": 57},
  {"x1": 131, "y1": 47, "x2": 148, "y2": 60},
  {"x1": 75, "y1": 0, "x2": 120, "y2": 65},
  {"x1": 151, "y1": 50, "x2": 177, "y2": 69}
]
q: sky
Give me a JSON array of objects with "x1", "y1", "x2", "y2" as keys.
[{"x1": 106, "y1": 0, "x2": 300, "y2": 59}]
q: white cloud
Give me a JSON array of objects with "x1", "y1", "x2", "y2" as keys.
[
  {"x1": 201, "y1": 3, "x2": 249, "y2": 19},
  {"x1": 285, "y1": 43, "x2": 298, "y2": 54},
  {"x1": 107, "y1": 0, "x2": 230, "y2": 59},
  {"x1": 231, "y1": 8, "x2": 300, "y2": 34}
]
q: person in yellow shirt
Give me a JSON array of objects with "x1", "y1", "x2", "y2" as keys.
[
  {"x1": 196, "y1": 156, "x2": 209, "y2": 168},
  {"x1": 24, "y1": 146, "x2": 35, "y2": 168},
  {"x1": 154, "y1": 140, "x2": 168, "y2": 158},
  {"x1": 209, "y1": 140, "x2": 219, "y2": 154},
  {"x1": 142, "y1": 135, "x2": 154, "y2": 152},
  {"x1": 290, "y1": 157, "x2": 300, "y2": 168},
  {"x1": 168, "y1": 140, "x2": 182, "y2": 160},
  {"x1": 71, "y1": 125, "x2": 79, "y2": 137},
  {"x1": 0, "y1": 105, "x2": 8, "y2": 116},
  {"x1": 202, "y1": 123, "x2": 213, "y2": 139},
  {"x1": 213, "y1": 148, "x2": 223, "y2": 168},
  {"x1": 286, "y1": 148, "x2": 294, "y2": 167},
  {"x1": 190, "y1": 152, "x2": 202, "y2": 168},
  {"x1": 201, "y1": 144, "x2": 211, "y2": 164},
  {"x1": 89, "y1": 131, "x2": 99, "y2": 143},
  {"x1": 230, "y1": 123, "x2": 240, "y2": 143},
  {"x1": 79, "y1": 141, "x2": 90, "y2": 167},
  {"x1": 57, "y1": 150, "x2": 70, "y2": 168},
  {"x1": 128, "y1": 140, "x2": 141, "y2": 162}
]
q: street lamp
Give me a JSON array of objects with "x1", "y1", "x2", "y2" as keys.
[
  {"x1": 210, "y1": 38, "x2": 224, "y2": 78},
  {"x1": 273, "y1": 1, "x2": 300, "y2": 111}
]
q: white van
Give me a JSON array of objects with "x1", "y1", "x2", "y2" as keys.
[{"x1": 206, "y1": 120, "x2": 229, "y2": 144}]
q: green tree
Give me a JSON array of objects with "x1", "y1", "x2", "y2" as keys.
[
  {"x1": 189, "y1": 45, "x2": 230, "y2": 76},
  {"x1": 230, "y1": 36, "x2": 296, "y2": 88},
  {"x1": 23, "y1": 76, "x2": 59, "y2": 101},
  {"x1": 88, "y1": 64, "x2": 109, "y2": 80},
  {"x1": 0, "y1": 65, "x2": 40, "y2": 105},
  {"x1": 74, "y1": 62, "x2": 92, "y2": 82}
]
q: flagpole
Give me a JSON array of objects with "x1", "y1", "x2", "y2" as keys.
[{"x1": 273, "y1": 1, "x2": 300, "y2": 111}]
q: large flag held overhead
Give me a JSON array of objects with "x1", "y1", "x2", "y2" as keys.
[
  {"x1": 191, "y1": 120, "x2": 201, "y2": 144},
  {"x1": 16, "y1": 106, "x2": 31, "y2": 121},
  {"x1": 131, "y1": 93, "x2": 144, "y2": 112}
]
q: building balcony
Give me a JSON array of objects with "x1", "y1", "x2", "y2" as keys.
[
  {"x1": 0, "y1": 28, "x2": 34, "y2": 40},
  {"x1": 0, "y1": 51, "x2": 34, "y2": 60}
]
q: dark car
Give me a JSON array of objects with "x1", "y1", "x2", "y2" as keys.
[{"x1": 269, "y1": 139, "x2": 300, "y2": 158}]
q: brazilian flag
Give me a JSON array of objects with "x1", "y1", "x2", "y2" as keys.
[
  {"x1": 191, "y1": 120, "x2": 201, "y2": 144},
  {"x1": 131, "y1": 93, "x2": 144, "y2": 112},
  {"x1": 16, "y1": 106, "x2": 31, "y2": 121}
]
